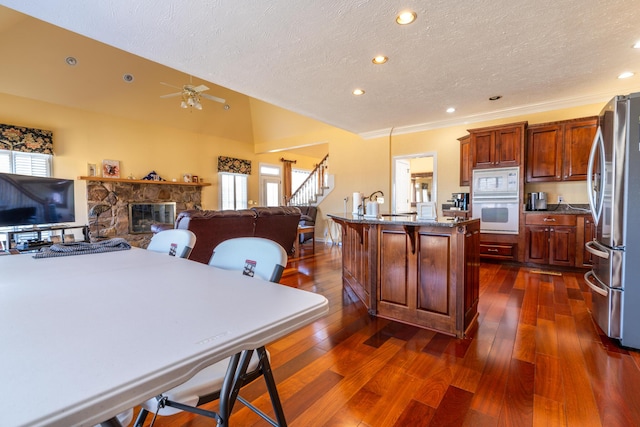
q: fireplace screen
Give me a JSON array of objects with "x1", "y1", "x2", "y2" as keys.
[{"x1": 128, "y1": 203, "x2": 176, "y2": 234}]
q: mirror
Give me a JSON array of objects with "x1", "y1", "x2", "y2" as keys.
[{"x1": 392, "y1": 153, "x2": 437, "y2": 214}]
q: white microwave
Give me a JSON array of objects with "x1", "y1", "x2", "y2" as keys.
[{"x1": 472, "y1": 167, "x2": 519, "y2": 201}]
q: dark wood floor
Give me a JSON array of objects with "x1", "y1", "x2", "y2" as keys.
[{"x1": 136, "y1": 242, "x2": 640, "y2": 427}]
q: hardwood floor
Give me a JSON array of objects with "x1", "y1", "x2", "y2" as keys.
[{"x1": 135, "y1": 243, "x2": 640, "y2": 427}]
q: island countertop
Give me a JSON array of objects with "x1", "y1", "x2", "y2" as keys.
[{"x1": 327, "y1": 212, "x2": 479, "y2": 228}]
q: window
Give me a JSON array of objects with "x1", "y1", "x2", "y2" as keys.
[
  {"x1": 292, "y1": 168, "x2": 311, "y2": 193},
  {"x1": 0, "y1": 149, "x2": 51, "y2": 177},
  {"x1": 219, "y1": 172, "x2": 248, "y2": 210}
]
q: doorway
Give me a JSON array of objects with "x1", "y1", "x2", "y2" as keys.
[{"x1": 392, "y1": 153, "x2": 437, "y2": 214}]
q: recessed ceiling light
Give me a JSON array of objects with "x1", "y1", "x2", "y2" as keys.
[
  {"x1": 65, "y1": 56, "x2": 77, "y2": 66},
  {"x1": 634, "y1": 41, "x2": 640, "y2": 49},
  {"x1": 489, "y1": 95, "x2": 502, "y2": 101},
  {"x1": 372, "y1": 55, "x2": 388, "y2": 65},
  {"x1": 122, "y1": 74, "x2": 134, "y2": 83},
  {"x1": 352, "y1": 89, "x2": 365, "y2": 96},
  {"x1": 446, "y1": 107, "x2": 456, "y2": 113},
  {"x1": 396, "y1": 11, "x2": 417, "y2": 25},
  {"x1": 618, "y1": 71, "x2": 634, "y2": 79}
]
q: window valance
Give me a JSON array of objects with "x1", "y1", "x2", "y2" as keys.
[
  {"x1": 217, "y1": 156, "x2": 251, "y2": 175},
  {"x1": 0, "y1": 123, "x2": 53, "y2": 154}
]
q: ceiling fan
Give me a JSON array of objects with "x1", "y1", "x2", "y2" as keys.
[{"x1": 160, "y1": 81, "x2": 226, "y2": 110}]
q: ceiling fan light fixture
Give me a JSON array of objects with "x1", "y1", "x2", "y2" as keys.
[{"x1": 180, "y1": 100, "x2": 188, "y2": 109}]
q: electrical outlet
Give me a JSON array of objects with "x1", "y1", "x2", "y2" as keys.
[{"x1": 558, "y1": 195, "x2": 564, "y2": 204}]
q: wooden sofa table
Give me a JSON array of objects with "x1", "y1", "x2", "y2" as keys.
[{"x1": 294, "y1": 225, "x2": 315, "y2": 257}]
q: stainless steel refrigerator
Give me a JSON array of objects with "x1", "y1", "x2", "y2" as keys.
[{"x1": 585, "y1": 92, "x2": 640, "y2": 349}]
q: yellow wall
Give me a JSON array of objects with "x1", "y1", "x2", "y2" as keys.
[
  {"x1": 1, "y1": 89, "x2": 605, "y2": 239},
  {"x1": 0, "y1": 92, "x2": 307, "y2": 227}
]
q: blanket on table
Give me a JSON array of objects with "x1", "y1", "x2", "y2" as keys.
[{"x1": 33, "y1": 238, "x2": 131, "y2": 259}]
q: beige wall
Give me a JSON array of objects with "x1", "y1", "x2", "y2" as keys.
[
  {"x1": 0, "y1": 92, "x2": 314, "y2": 227},
  {"x1": 1, "y1": 89, "x2": 605, "y2": 239}
]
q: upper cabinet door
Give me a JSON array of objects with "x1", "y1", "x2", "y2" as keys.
[
  {"x1": 495, "y1": 126, "x2": 522, "y2": 166},
  {"x1": 526, "y1": 124, "x2": 563, "y2": 182},
  {"x1": 563, "y1": 118, "x2": 598, "y2": 181},
  {"x1": 472, "y1": 131, "x2": 495, "y2": 168},
  {"x1": 459, "y1": 135, "x2": 471, "y2": 186}
]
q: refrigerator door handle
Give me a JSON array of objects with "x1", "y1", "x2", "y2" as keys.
[
  {"x1": 587, "y1": 126, "x2": 605, "y2": 225},
  {"x1": 585, "y1": 240, "x2": 610, "y2": 259},
  {"x1": 584, "y1": 271, "x2": 609, "y2": 297}
]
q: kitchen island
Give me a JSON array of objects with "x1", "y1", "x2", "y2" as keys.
[{"x1": 328, "y1": 213, "x2": 480, "y2": 338}]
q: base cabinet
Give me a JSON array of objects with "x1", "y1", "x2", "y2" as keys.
[{"x1": 525, "y1": 214, "x2": 577, "y2": 267}]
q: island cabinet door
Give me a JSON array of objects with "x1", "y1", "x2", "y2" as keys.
[
  {"x1": 341, "y1": 222, "x2": 373, "y2": 310},
  {"x1": 377, "y1": 227, "x2": 458, "y2": 336}
]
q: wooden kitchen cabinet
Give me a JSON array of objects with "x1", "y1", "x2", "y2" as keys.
[
  {"x1": 563, "y1": 118, "x2": 598, "y2": 180},
  {"x1": 576, "y1": 214, "x2": 596, "y2": 268},
  {"x1": 469, "y1": 122, "x2": 526, "y2": 169},
  {"x1": 526, "y1": 117, "x2": 597, "y2": 182},
  {"x1": 459, "y1": 135, "x2": 471, "y2": 186},
  {"x1": 525, "y1": 213, "x2": 576, "y2": 267}
]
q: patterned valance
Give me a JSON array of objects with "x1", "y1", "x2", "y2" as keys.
[
  {"x1": 0, "y1": 123, "x2": 53, "y2": 154},
  {"x1": 217, "y1": 156, "x2": 251, "y2": 174}
]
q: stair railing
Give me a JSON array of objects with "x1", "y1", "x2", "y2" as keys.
[{"x1": 288, "y1": 154, "x2": 329, "y2": 206}]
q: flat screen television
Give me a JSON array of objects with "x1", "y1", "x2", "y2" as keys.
[{"x1": 0, "y1": 172, "x2": 75, "y2": 227}]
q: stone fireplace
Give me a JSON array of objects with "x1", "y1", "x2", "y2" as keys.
[{"x1": 85, "y1": 179, "x2": 203, "y2": 247}]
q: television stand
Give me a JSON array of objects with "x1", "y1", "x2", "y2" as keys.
[{"x1": 3, "y1": 225, "x2": 89, "y2": 252}]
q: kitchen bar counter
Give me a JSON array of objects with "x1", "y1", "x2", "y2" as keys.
[{"x1": 328, "y1": 213, "x2": 480, "y2": 338}]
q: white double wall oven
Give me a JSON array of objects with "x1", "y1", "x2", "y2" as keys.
[{"x1": 471, "y1": 167, "x2": 520, "y2": 234}]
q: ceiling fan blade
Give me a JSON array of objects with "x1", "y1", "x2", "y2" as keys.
[
  {"x1": 160, "y1": 92, "x2": 183, "y2": 98},
  {"x1": 160, "y1": 81, "x2": 182, "y2": 90},
  {"x1": 200, "y1": 93, "x2": 226, "y2": 103},
  {"x1": 193, "y1": 84, "x2": 209, "y2": 93}
]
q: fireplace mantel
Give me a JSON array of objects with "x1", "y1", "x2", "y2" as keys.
[{"x1": 78, "y1": 176, "x2": 211, "y2": 187}]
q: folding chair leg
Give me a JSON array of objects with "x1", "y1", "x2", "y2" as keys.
[
  {"x1": 256, "y1": 346, "x2": 287, "y2": 427},
  {"x1": 133, "y1": 408, "x2": 149, "y2": 427}
]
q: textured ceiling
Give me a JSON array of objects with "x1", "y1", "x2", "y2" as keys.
[{"x1": 1, "y1": 0, "x2": 640, "y2": 138}]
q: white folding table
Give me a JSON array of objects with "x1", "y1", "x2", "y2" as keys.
[{"x1": 0, "y1": 248, "x2": 328, "y2": 426}]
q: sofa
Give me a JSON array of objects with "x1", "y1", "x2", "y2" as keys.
[
  {"x1": 293, "y1": 205, "x2": 318, "y2": 243},
  {"x1": 152, "y1": 206, "x2": 301, "y2": 264}
]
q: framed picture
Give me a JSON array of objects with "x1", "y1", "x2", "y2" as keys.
[
  {"x1": 103, "y1": 160, "x2": 120, "y2": 178},
  {"x1": 183, "y1": 173, "x2": 192, "y2": 183},
  {"x1": 192, "y1": 175, "x2": 199, "y2": 183},
  {"x1": 87, "y1": 163, "x2": 97, "y2": 177}
]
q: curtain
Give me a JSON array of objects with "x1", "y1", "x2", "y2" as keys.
[
  {"x1": 217, "y1": 156, "x2": 251, "y2": 174},
  {"x1": 0, "y1": 123, "x2": 53, "y2": 154},
  {"x1": 281, "y1": 158, "x2": 296, "y2": 205}
]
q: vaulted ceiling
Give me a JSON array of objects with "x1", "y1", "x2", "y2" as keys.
[{"x1": 1, "y1": 1, "x2": 639, "y2": 139}]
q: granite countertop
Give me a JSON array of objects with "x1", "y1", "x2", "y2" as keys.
[
  {"x1": 327, "y1": 212, "x2": 479, "y2": 228},
  {"x1": 523, "y1": 204, "x2": 591, "y2": 215}
]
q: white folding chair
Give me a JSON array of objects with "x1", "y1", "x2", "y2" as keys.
[
  {"x1": 134, "y1": 237, "x2": 288, "y2": 427},
  {"x1": 146, "y1": 229, "x2": 196, "y2": 259}
]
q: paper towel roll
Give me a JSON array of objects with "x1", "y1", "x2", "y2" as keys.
[{"x1": 352, "y1": 192, "x2": 362, "y2": 214}]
